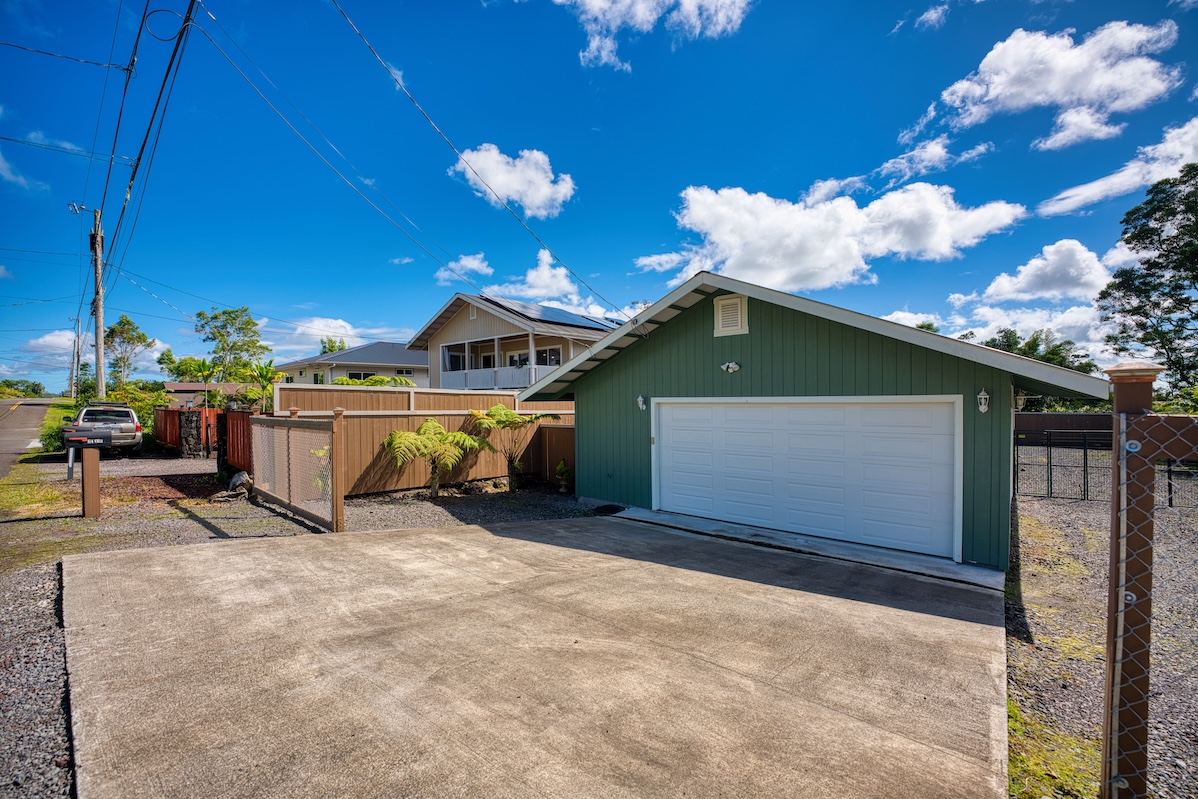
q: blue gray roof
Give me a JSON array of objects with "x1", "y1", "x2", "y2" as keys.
[{"x1": 277, "y1": 341, "x2": 429, "y2": 369}]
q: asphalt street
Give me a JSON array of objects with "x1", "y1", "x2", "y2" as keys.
[{"x1": 0, "y1": 397, "x2": 54, "y2": 478}]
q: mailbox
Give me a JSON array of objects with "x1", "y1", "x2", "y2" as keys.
[{"x1": 62, "y1": 427, "x2": 112, "y2": 448}]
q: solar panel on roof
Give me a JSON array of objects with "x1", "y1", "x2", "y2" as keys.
[{"x1": 485, "y1": 296, "x2": 613, "y2": 330}]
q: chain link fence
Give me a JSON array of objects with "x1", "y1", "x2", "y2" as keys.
[
  {"x1": 1016, "y1": 429, "x2": 1197, "y2": 508},
  {"x1": 1104, "y1": 412, "x2": 1198, "y2": 798},
  {"x1": 251, "y1": 415, "x2": 342, "y2": 531}
]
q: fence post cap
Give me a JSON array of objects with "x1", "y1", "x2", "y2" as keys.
[
  {"x1": 288, "y1": 406, "x2": 300, "y2": 418},
  {"x1": 1104, "y1": 361, "x2": 1166, "y2": 382},
  {"x1": 332, "y1": 407, "x2": 345, "y2": 417}
]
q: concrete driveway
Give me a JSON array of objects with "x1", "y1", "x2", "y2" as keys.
[{"x1": 63, "y1": 517, "x2": 1006, "y2": 798}]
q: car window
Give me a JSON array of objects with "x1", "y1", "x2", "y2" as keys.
[{"x1": 81, "y1": 409, "x2": 134, "y2": 423}]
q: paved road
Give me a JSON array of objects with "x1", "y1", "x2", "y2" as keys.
[{"x1": 0, "y1": 397, "x2": 55, "y2": 478}]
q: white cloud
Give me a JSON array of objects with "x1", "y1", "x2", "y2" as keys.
[
  {"x1": 802, "y1": 176, "x2": 867, "y2": 205},
  {"x1": 259, "y1": 317, "x2": 415, "y2": 359},
  {"x1": 484, "y1": 249, "x2": 620, "y2": 319},
  {"x1": 450, "y1": 143, "x2": 576, "y2": 219},
  {"x1": 1033, "y1": 107, "x2": 1126, "y2": 151},
  {"x1": 955, "y1": 303, "x2": 1115, "y2": 366},
  {"x1": 634, "y1": 252, "x2": 685, "y2": 273},
  {"x1": 0, "y1": 265, "x2": 11, "y2": 279},
  {"x1": 915, "y1": 4, "x2": 949, "y2": 30},
  {"x1": 876, "y1": 135, "x2": 993, "y2": 186},
  {"x1": 983, "y1": 239, "x2": 1111, "y2": 302},
  {"x1": 435, "y1": 252, "x2": 493, "y2": 286},
  {"x1": 389, "y1": 256, "x2": 414, "y2": 265},
  {"x1": 882, "y1": 309, "x2": 944, "y2": 328},
  {"x1": 642, "y1": 182, "x2": 1026, "y2": 292},
  {"x1": 898, "y1": 103, "x2": 937, "y2": 145},
  {"x1": 0, "y1": 147, "x2": 30, "y2": 188},
  {"x1": 941, "y1": 20, "x2": 1182, "y2": 145},
  {"x1": 1038, "y1": 116, "x2": 1198, "y2": 215},
  {"x1": 27, "y1": 130, "x2": 82, "y2": 151},
  {"x1": 385, "y1": 62, "x2": 404, "y2": 89},
  {"x1": 948, "y1": 291, "x2": 979, "y2": 308},
  {"x1": 552, "y1": 0, "x2": 753, "y2": 71},
  {"x1": 1169, "y1": 0, "x2": 1198, "y2": 10},
  {"x1": 358, "y1": 176, "x2": 377, "y2": 187},
  {"x1": 1100, "y1": 241, "x2": 1141, "y2": 271}
]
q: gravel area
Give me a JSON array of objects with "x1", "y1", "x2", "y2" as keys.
[
  {"x1": 0, "y1": 462, "x2": 593, "y2": 798},
  {"x1": 1008, "y1": 495, "x2": 1198, "y2": 798}
]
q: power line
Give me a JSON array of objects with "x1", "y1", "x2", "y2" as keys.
[
  {"x1": 0, "y1": 134, "x2": 135, "y2": 165},
  {"x1": 328, "y1": 0, "x2": 628, "y2": 319},
  {"x1": 0, "y1": 40, "x2": 130, "y2": 70},
  {"x1": 99, "y1": 0, "x2": 153, "y2": 214},
  {"x1": 186, "y1": 7, "x2": 482, "y2": 292},
  {"x1": 0, "y1": 247, "x2": 81, "y2": 256}
]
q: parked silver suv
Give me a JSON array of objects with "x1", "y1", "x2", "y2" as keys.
[{"x1": 67, "y1": 402, "x2": 143, "y2": 453}]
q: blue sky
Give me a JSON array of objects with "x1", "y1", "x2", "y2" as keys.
[{"x1": 2, "y1": 0, "x2": 1197, "y2": 390}]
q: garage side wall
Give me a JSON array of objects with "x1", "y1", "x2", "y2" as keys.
[{"x1": 574, "y1": 295, "x2": 1013, "y2": 570}]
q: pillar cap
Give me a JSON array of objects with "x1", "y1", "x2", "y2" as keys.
[{"x1": 1104, "y1": 360, "x2": 1165, "y2": 381}]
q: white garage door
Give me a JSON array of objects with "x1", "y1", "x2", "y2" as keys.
[{"x1": 655, "y1": 399, "x2": 959, "y2": 558}]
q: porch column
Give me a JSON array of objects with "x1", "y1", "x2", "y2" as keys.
[
  {"x1": 528, "y1": 331, "x2": 536, "y2": 383},
  {"x1": 494, "y1": 337, "x2": 500, "y2": 383}
]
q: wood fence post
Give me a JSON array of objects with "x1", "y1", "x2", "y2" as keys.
[
  {"x1": 1101, "y1": 360, "x2": 1164, "y2": 799},
  {"x1": 331, "y1": 407, "x2": 346, "y2": 533}
]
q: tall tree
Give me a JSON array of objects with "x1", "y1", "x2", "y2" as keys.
[
  {"x1": 193, "y1": 307, "x2": 270, "y2": 383},
  {"x1": 104, "y1": 314, "x2": 154, "y2": 386},
  {"x1": 981, "y1": 327, "x2": 1097, "y2": 374},
  {"x1": 1098, "y1": 162, "x2": 1198, "y2": 393},
  {"x1": 320, "y1": 336, "x2": 348, "y2": 354}
]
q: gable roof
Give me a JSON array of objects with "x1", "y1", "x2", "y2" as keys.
[
  {"x1": 520, "y1": 272, "x2": 1111, "y2": 401},
  {"x1": 407, "y1": 293, "x2": 619, "y2": 350},
  {"x1": 276, "y1": 341, "x2": 429, "y2": 369}
]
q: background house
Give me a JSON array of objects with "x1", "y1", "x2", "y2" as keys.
[
  {"x1": 407, "y1": 294, "x2": 617, "y2": 390},
  {"x1": 522, "y1": 272, "x2": 1110, "y2": 574},
  {"x1": 276, "y1": 342, "x2": 430, "y2": 387}
]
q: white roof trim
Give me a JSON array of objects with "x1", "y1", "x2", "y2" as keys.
[{"x1": 520, "y1": 272, "x2": 1111, "y2": 401}]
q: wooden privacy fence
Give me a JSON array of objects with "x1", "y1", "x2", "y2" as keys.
[
  {"x1": 330, "y1": 410, "x2": 573, "y2": 496},
  {"x1": 153, "y1": 407, "x2": 220, "y2": 456},
  {"x1": 276, "y1": 384, "x2": 573, "y2": 416}
]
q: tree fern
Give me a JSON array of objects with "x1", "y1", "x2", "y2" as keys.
[{"x1": 386, "y1": 418, "x2": 492, "y2": 497}]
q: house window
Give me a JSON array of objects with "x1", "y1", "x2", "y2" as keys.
[
  {"x1": 508, "y1": 352, "x2": 529, "y2": 367},
  {"x1": 396, "y1": 369, "x2": 413, "y2": 376},
  {"x1": 284, "y1": 375, "x2": 294, "y2": 384},
  {"x1": 313, "y1": 373, "x2": 324, "y2": 384},
  {"x1": 299, "y1": 370, "x2": 305, "y2": 377},
  {"x1": 446, "y1": 352, "x2": 465, "y2": 372},
  {"x1": 714, "y1": 294, "x2": 748, "y2": 336},
  {"x1": 480, "y1": 354, "x2": 495, "y2": 369},
  {"x1": 535, "y1": 347, "x2": 561, "y2": 366},
  {"x1": 347, "y1": 371, "x2": 375, "y2": 381},
  {"x1": 469, "y1": 305, "x2": 477, "y2": 320}
]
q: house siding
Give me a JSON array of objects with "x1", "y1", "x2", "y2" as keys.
[{"x1": 573, "y1": 294, "x2": 1013, "y2": 570}]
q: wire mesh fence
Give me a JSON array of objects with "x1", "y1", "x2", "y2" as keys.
[
  {"x1": 1016, "y1": 429, "x2": 1198, "y2": 508},
  {"x1": 1104, "y1": 412, "x2": 1198, "y2": 799},
  {"x1": 251, "y1": 416, "x2": 338, "y2": 531}
]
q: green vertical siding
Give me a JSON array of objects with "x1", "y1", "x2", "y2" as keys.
[{"x1": 574, "y1": 294, "x2": 1013, "y2": 570}]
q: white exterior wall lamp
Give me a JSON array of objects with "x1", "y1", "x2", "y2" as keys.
[
  {"x1": 637, "y1": 395, "x2": 646, "y2": 411},
  {"x1": 720, "y1": 361, "x2": 740, "y2": 373},
  {"x1": 977, "y1": 389, "x2": 990, "y2": 414}
]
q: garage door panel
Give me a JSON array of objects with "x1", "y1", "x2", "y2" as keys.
[
  {"x1": 785, "y1": 433, "x2": 848, "y2": 454},
  {"x1": 658, "y1": 400, "x2": 957, "y2": 559}
]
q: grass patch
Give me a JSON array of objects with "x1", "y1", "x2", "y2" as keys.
[
  {"x1": 37, "y1": 399, "x2": 76, "y2": 452},
  {"x1": 0, "y1": 462, "x2": 76, "y2": 517},
  {"x1": 1008, "y1": 697, "x2": 1100, "y2": 799},
  {"x1": 1018, "y1": 516, "x2": 1089, "y2": 582}
]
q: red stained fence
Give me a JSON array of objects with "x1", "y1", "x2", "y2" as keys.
[{"x1": 152, "y1": 407, "x2": 221, "y2": 456}]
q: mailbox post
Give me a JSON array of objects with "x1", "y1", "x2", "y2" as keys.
[{"x1": 62, "y1": 427, "x2": 111, "y2": 518}]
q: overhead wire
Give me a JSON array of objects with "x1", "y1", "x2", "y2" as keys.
[
  {"x1": 327, "y1": 0, "x2": 628, "y2": 319},
  {"x1": 186, "y1": 5, "x2": 483, "y2": 292},
  {"x1": 0, "y1": 135, "x2": 136, "y2": 165},
  {"x1": 0, "y1": 41, "x2": 130, "y2": 71}
]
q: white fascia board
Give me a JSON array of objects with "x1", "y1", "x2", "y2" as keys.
[{"x1": 521, "y1": 271, "x2": 1111, "y2": 402}]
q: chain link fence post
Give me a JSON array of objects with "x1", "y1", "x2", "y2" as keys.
[
  {"x1": 1101, "y1": 361, "x2": 1164, "y2": 799},
  {"x1": 331, "y1": 407, "x2": 346, "y2": 533}
]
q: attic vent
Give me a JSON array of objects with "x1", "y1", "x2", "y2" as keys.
[
  {"x1": 469, "y1": 305, "x2": 477, "y2": 320},
  {"x1": 714, "y1": 295, "x2": 747, "y2": 337}
]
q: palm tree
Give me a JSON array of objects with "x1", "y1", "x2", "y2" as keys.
[
  {"x1": 248, "y1": 359, "x2": 285, "y2": 412},
  {"x1": 386, "y1": 418, "x2": 493, "y2": 498},
  {"x1": 468, "y1": 404, "x2": 560, "y2": 490}
]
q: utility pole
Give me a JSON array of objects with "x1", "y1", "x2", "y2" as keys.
[
  {"x1": 69, "y1": 317, "x2": 79, "y2": 400},
  {"x1": 90, "y1": 208, "x2": 106, "y2": 400}
]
